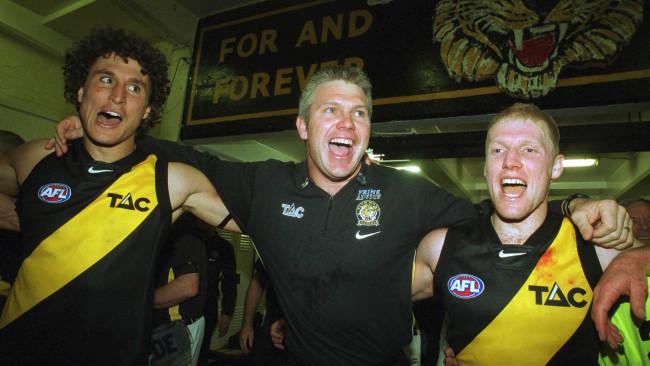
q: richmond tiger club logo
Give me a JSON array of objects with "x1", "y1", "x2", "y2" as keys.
[
  {"x1": 38, "y1": 183, "x2": 72, "y2": 204},
  {"x1": 448, "y1": 274, "x2": 485, "y2": 299},
  {"x1": 433, "y1": 0, "x2": 643, "y2": 99},
  {"x1": 356, "y1": 200, "x2": 381, "y2": 226}
]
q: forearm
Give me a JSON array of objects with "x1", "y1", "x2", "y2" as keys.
[
  {"x1": 563, "y1": 195, "x2": 634, "y2": 249},
  {"x1": 621, "y1": 246, "x2": 650, "y2": 274},
  {"x1": 242, "y1": 281, "x2": 264, "y2": 327},
  {"x1": 153, "y1": 272, "x2": 199, "y2": 309}
]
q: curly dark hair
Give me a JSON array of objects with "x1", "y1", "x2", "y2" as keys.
[{"x1": 63, "y1": 27, "x2": 170, "y2": 133}]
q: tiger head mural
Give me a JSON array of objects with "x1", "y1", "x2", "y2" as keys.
[{"x1": 433, "y1": 0, "x2": 644, "y2": 99}]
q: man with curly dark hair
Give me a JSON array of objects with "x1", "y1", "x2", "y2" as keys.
[
  {"x1": 62, "y1": 27, "x2": 170, "y2": 134},
  {"x1": 0, "y1": 28, "x2": 236, "y2": 365}
]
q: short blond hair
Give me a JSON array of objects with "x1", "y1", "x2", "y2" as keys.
[
  {"x1": 298, "y1": 66, "x2": 372, "y2": 124},
  {"x1": 487, "y1": 103, "x2": 560, "y2": 156}
]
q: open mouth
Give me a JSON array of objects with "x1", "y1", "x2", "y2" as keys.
[
  {"x1": 508, "y1": 23, "x2": 567, "y2": 73},
  {"x1": 502, "y1": 178, "x2": 527, "y2": 197},
  {"x1": 329, "y1": 138, "x2": 353, "y2": 156},
  {"x1": 97, "y1": 111, "x2": 123, "y2": 125}
]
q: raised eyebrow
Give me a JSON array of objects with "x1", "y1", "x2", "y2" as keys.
[
  {"x1": 92, "y1": 69, "x2": 114, "y2": 80},
  {"x1": 319, "y1": 101, "x2": 340, "y2": 107},
  {"x1": 92, "y1": 69, "x2": 145, "y2": 86},
  {"x1": 127, "y1": 77, "x2": 146, "y2": 87},
  {"x1": 520, "y1": 140, "x2": 544, "y2": 148}
]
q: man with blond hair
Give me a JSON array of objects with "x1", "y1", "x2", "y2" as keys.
[{"x1": 413, "y1": 103, "x2": 641, "y2": 365}]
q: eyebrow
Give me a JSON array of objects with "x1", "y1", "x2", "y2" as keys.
[
  {"x1": 93, "y1": 69, "x2": 146, "y2": 86},
  {"x1": 319, "y1": 101, "x2": 368, "y2": 110}
]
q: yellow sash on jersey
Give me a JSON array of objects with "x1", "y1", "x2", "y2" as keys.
[
  {"x1": 0, "y1": 155, "x2": 159, "y2": 329},
  {"x1": 457, "y1": 219, "x2": 592, "y2": 365}
]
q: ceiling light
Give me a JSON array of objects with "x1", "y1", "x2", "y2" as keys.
[
  {"x1": 563, "y1": 158, "x2": 598, "y2": 168},
  {"x1": 366, "y1": 148, "x2": 384, "y2": 161},
  {"x1": 394, "y1": 165, "x2": 421, "y2": 173}
]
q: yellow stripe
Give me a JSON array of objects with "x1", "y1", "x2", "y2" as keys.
[
  {"x1": 458, "y1": 219, "x2": 592, "y2": 365},
  {"x1": 0, "y1": 155, "x2": 159, "y2": 329},
  {"x1": 167, "y1": 268, "x2": 182, "y2": 321}
]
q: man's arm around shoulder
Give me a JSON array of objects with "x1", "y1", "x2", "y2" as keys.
[{"x1": 167, "y1": 162, "x2": 240, "y2": 232}]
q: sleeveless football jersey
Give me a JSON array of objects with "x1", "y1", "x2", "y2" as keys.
[
  {"x1": 0, "y1": 142, "x2": 171, "y2": 365},
  {"x1": 435, "y1": 213, "x2": 602, "y2": 365}
]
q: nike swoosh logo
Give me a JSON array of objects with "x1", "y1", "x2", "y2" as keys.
[
  {"x1": 88, "y1": 167, "x2": 113, "y2": 174},
  {"x1": 498, "y1": 250, "x2": 527, "y2": 258},
  {"x1": 355, "y1": 230, "x2": 381, "y2": 240}
]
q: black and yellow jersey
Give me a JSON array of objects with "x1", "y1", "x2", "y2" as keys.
[
  {"x1": 435, "y1": 213, "x2": 602, "y2": 365},
  {"x1": 0, "y1": 141, "x2": 171, "y2": 365}
]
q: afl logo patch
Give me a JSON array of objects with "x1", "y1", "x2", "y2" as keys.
[
  {"x1": 448, "y1": 274, "x2": 485, "y2": 299},
  {"x1": 38, "y1": 183, "x2": 72, "y2": 203}
]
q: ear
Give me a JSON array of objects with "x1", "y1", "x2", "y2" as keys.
[
  {"x1": 296, "y1": 116, "x2": 308, "y2": 141},
  {"x1": 77, "y1": 87, "x2": 84, "y2": 104},
  {"x1": 143, "y1": 106, "x2": 151, "y2": 120},
  {"x1": 551, "y1": 154, "x2": 564, "y2": 179}
]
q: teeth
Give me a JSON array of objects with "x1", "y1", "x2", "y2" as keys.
[
  {"x1": 502, "y1": 178, "x2": 526, "y2": 186},
  {"x1": 98, "y1": 111, "x2": 123, "y2": 122},
  {"x1": 330, "y1": 138, "x2": 352, "y2": 147}
]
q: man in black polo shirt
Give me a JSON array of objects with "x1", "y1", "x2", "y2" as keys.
[{"x1": 50, "y1": 66, "x2": 636, "y2": 366}]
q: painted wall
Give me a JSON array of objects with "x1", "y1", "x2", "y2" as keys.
[
  {"x1": 0, "y1": 30, "x2": 72, "y2": 140},
  {"x1": 0, "y1": 31, "x2": 192, "y2": 144},
  {"x1": 148, "y1": 41, "x2": 193, "y2": 143}
]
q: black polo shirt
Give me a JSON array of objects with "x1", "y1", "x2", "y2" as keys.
[
  {"x1": 215, "y1": 160, "x2": 475, "y2": 365},
  {"x1": 138, "y1": 137, "x2": 476, "y2": 366}
]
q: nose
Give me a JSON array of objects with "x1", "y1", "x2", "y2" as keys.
[
  {"x1": 110, "y1": 83, "x2": 126, "y2": 104},
  {"x1": 336, "y1": 110, "x2": 354, "y2": 129},
  {"x1": 503, "y1": 149, "x2": 521, "y2": 169}
]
